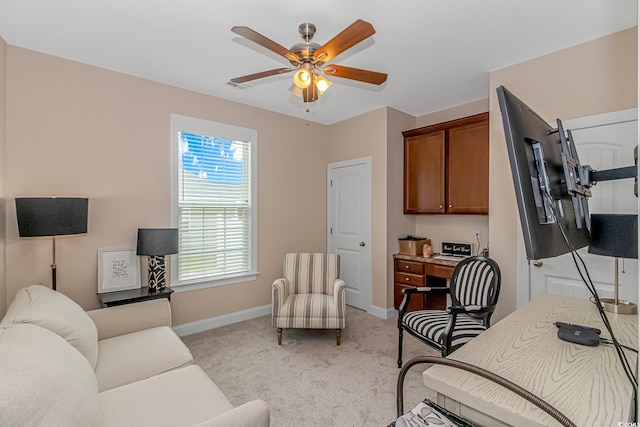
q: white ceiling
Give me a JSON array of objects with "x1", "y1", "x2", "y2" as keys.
[{"x1": 0, "y1": 0, "x2": 637, "y2": 125}]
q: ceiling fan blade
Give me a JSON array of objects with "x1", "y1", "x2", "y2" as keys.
[
  {"x1": 230, "y1": 68, "x2": 294, "y2": 84},
  {"x1": 323, "y1": 65, "x2": 387, "y2": 85},
  {"x1": 231, "y1": 26, "x2": 300, "y2": 63},
  {"x1": 313, "y1": 19, "x2": 376, "y2": 63}
]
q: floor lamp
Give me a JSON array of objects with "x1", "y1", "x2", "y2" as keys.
[
  {"x1": 588, "y1": 213, "x2": 638, "y2": 314},
  {"x1": 15, "y1": 197, "x2": 89, "y2": 291},
  {"x1": 137, "y1": 228, "x2": 178, "y2": 292}
]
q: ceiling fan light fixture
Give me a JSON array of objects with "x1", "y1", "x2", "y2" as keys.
[
  {"x1": 293, "y1": 68, "x2": 312, "y2": 89},
  {"x1": 314, "y1": 75, "x2": 332, "y2": 95},
  {"x1": 289, "y1": 84, "x2": 303, "y2": 97}
]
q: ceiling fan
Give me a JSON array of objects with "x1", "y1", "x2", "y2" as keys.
[{"x1": 230, "y1": 19, "x2": 387, "y2": 104}]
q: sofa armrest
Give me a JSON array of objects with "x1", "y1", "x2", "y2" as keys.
[
  {"x1": 86, "y1": 299, "x2": 172, "y2": 340},
  {"x1": 193, "y1": 400, "x2": 270, "y2": 427}
]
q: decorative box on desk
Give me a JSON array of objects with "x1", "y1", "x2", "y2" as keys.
[
  {"x1": 98, "y1": 286, "x2": 174, "y2": 308},
  {"x1": 393, "y1": 254, "x2": 458, "y2": 311}
]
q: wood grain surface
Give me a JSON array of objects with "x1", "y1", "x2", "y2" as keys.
[{"x1": 423, "y1": 294, "x2": 637, "y2": 426}]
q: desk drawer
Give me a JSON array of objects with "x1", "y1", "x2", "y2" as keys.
[
  {"x1": 396, "y1": 260, "x2": 424, "y2": 275},
  {"x1": 395, "y1": 272, "x2": 424, "y2": 286},
  {"x1": 427, "y1": 264, "x2": 454, "y2": 279}
]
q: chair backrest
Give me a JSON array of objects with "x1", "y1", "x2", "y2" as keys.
[
  {"x1": 450, "y1": 256, "x2": 501, "y2": 308},
  {"x1": 283, "y1": 253, "x2": 340, "y2": 295}
]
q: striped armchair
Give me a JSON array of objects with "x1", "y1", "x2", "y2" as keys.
[
  {"x1": 272, "y1": 253, "x2": 346, "y2": 345},
  {"x1": 397, "y1": 256, "x2": 501, "y2": 365}
]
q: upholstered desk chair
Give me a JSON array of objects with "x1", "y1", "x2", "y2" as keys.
[
  {"x1": 272, "y1": 253, "x2": 346, "y2": 345},
  {"x1": 397, "y1": 256, "x2": 501, "y2": 366}
]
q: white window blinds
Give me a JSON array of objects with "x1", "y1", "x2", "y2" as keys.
[{"x1": 177, "y1": 130, "x2": 252, "y2": 282}]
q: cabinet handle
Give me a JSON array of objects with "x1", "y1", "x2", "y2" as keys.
[
  {"x1": 449, "y1": 205, "x2": 452, "y2": 208},
  {"x1": 439, "y1": 205, "x2": 443, "y2": 209}
]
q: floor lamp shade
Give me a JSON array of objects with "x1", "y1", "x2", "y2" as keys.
[
  {"x1": 15, "y1": 197, "x2": 88, "y2": 237},
  {"x1": 137, "y1": 228, "x2": 179, "y2": 292},
  {"x1": 15, "y1": 197, "x2": 89, "y2": 291},
  {"x1": 588, "y1": 214, "x2": 638, "y2": 314}
]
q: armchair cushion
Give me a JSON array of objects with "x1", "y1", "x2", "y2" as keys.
[
  {"x1": 401, "y1": 310, "x2": 486, "y2": 349},
  {"x1": 0, "y1": 284, "x2": 99, "y2": 369},
  {"x1": 273, "y1": 294, "x2": 345, "y2": 329}
]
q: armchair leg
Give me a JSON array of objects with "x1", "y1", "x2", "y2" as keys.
[
  {"x1": 277, "y1": 328, "x2": 282, "y2": 345},
  {"x1": 336, "y1": 329, "x2": 341, "y2": 346}
]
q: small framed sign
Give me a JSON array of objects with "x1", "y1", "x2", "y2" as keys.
[
  {"x1": 98, "y1": 248, "x2": 140, "y2": 293},
  {"x1": 441, "y1": 241, "x2": 473, "y2": 257}
]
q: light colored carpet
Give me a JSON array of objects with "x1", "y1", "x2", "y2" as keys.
[{"x1": 181, "y1": 306, "x2": 439, "y2": 427}]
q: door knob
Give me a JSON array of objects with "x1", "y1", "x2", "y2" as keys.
[
  {"x1": 532, "y1": 260, "x2": 543, "y2": 267},
  {"x1": 359, "y1": 241, "x2": 366, "y2": 247}
]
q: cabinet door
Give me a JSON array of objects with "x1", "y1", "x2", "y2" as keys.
[
  {"x1": 404, "y1": 131, "x2": 445, "y2": 213},
  {"x1": 446, "y1": 119, "x2": 489, "y2": 214}
]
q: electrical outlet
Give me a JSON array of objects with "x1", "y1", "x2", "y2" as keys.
[{"x1": 474, "y1": 230, "x2": 481, "y2": 242}]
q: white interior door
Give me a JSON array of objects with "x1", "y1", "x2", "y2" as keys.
[
  {"x1": 327, "y1": 157, "x2": 372, "y2": 311},
  {"x1": 521, "y1": 109, "x2": 638, "y2": 304}
]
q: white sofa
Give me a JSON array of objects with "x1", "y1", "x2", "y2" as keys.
[{"x1": 0, "y1": 285, "x2": 269, "y2": 427}]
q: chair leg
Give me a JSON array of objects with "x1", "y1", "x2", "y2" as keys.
[
  {"x1": 336, "y1": 329, "x2": 341, "y2": 346},
  {"x1": 397, "y1": 328, "x2": 404, "y2": 368},
  {"x1": 277, "y1": 328, "x2": 282, "y2": 345}
]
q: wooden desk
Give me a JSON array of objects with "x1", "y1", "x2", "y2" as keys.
[
  {"x1": 393, "y1": 254, "x2": 458, "y2": 311},
  {"x1": 423, "y1": 294, "x2": 637, "y2": 426}
]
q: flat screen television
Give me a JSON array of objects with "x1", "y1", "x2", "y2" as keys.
[{"x1": 497, "y1": 86, "x2": 591, "y2": 259}]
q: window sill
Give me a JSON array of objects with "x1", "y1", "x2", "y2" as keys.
[{"x1": 171, "y1": 271, "x2": 259, "y2": 293}]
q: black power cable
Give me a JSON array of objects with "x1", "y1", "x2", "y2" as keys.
[{"x1": 543, "y1": 193, "x2": 638, "y2": 419}]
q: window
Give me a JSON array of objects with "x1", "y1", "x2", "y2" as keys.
[{"x1": 171, "y1": 114, "x2": 257, "y2": 290}]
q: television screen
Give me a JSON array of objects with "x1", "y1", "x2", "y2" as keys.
[{"x1": 497, "y1": 86, "x2": 591, "y2": 259}]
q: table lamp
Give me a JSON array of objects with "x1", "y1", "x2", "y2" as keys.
[
  {"x1": 15, "y1": 197, "x2": 88, "y2": 291},
  {"x1": 588, "y1": 213, "x2": 638, "y2": 314},
  {"x1": 137, "y1": 228, "x2": 178, "y2": 292}
]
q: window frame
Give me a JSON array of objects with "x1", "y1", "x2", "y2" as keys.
[{"x1": 170, "y1": 114, "x2": 258, "y2": 292}]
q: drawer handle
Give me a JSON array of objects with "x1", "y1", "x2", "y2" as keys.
[
  {"x1": 405, "y1": 265, "x2": 410, "y2": 269},
  {"x1": 405, "y1": 277, "x2": 410, "y2": 281}
]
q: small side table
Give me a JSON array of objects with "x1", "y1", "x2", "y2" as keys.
[{"x1": 98, "y1": 286, "x2": 174, "y2": 308}]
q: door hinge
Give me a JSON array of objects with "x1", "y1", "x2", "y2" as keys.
[
  {"x1": 330, "y1": 227, "x2": 333, "y2": 234},
  {"x1": 330, "y1": 179, "x2": 333, "y2": 187}
]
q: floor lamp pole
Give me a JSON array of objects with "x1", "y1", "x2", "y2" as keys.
[{"x1": 51, "y1": 236, "x2": 57, "y2": 291}]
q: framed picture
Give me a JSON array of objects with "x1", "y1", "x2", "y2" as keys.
[{"x1": 98, "y1": 248, "x2": 140, "y2": 293}]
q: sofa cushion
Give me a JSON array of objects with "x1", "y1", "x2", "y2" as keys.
[
  {"x1": 100, "y1": 365, "x2": 233, "y2": 427},
  {"x1": 0, "y1": 324, "x2": 101, "y2": 427},
  {"x1": 95, "y1": 325, "x2": 194, "y2": 391},
  {"x1": 0, "y1": 285, "x2": 99, "y2": 369}
]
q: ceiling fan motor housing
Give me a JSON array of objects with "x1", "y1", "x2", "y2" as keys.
[{"x1": 290, "y1": 23, "x2": 323, "y2": 66}]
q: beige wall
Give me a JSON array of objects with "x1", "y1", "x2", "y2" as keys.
[
  {"x1": 489, "y1": 27, "x2": 637, "y2": 321},
  {"x1": 0, "y1": 36, "x2": 6, "y2": 318},
  {"x1": 386, "y1": 107, "x2": 417, "y2": 308},
  {"x1": 326, "y1": 107, "x2": 390, "y2": 309},
  {"x1": 413, "y1": 100, "x2": 491, "y2": 254},
  {"x1": 4, "y1": 46, "x2": 329, "y2": 325}
]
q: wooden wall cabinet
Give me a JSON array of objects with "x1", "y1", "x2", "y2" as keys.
[{"x1": 402, "y1": 113, "x2": 489, "y2": 214}]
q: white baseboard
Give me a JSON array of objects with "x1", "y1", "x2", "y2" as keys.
[
  {"x1": 173, "y1": 304, "x2": 271, "y2": 337},
  {"x1": 368, "y1": 304, "x2": 398, "y2": 320}
]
